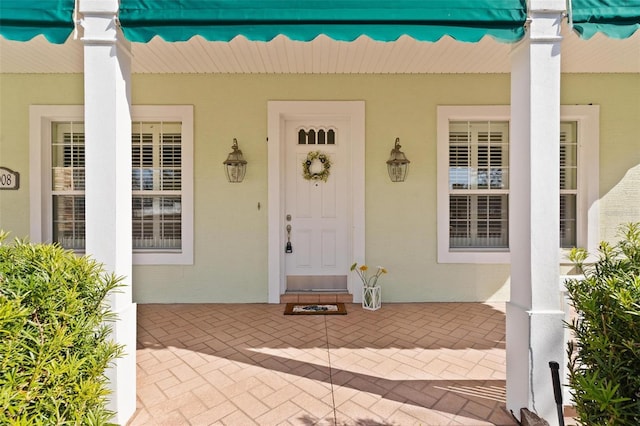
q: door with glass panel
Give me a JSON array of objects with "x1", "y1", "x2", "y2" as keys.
[{"x1": 284, "y1": 118, "x2": 349, "y2": 292}]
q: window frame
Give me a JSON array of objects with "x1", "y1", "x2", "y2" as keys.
[
  {"x1": 29, "y1": 105, "x2": 194, "y2": 265},
  {"x1": 436, "y1": 105, "x2": 599, "y2": 264}
]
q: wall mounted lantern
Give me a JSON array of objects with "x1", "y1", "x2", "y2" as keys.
[
  {"x1": 223, "y1": 138, "x2": 247, "y2": 183},
  {"x1": 386, "y1": 137, "x2": 410, "y2": 182}
]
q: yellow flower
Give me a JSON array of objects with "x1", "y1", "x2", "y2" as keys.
[{"x1": 351, "y1": 262, "x2": 388, "y2": 289}]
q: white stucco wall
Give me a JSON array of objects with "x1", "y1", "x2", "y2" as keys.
[{"x1": 1, "y1": 73, "x2": 638, "y2": 303}]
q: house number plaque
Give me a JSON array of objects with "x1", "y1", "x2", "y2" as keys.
[{"x1": 0, "y1": 167, "x2": 20, "y2": 190}]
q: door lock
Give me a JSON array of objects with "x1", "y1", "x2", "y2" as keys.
[{"x1": 285, "y1": 224, "x2": 293, "y2": 253}]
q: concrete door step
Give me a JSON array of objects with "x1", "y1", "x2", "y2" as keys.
[{"x1": 280, "y1": 292, "x2": 353, "y2": 304}]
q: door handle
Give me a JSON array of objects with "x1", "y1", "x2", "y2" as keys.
[{"x1": 285, "y1": 224, "x2": 293, "y2": 253}]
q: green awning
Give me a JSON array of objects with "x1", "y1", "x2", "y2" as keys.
[
  {"x1": 0, "y1": 0, "x2": 75, "y2": 44},
  {"x1": 119, "y1": 0, "x2": 528, "y2": 44},
  {"x1": 571, "y1": 0, "x2": 640, "y2": 39}
]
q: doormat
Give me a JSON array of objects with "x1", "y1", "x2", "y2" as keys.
[{"x1": 284, "y1": 303, "x2": 347, "y2": 315}]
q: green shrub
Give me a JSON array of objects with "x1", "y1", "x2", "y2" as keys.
[
  {"x1": 0, "y1": 231, "x2": 123, "y2": 425},
  {"x1": 565, "y1": 223, "x2": 640, "y2": 425}
]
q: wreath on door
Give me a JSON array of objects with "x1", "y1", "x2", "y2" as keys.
[{"x1": 302, "y1": 151, "x2": 331, "y2": 182}]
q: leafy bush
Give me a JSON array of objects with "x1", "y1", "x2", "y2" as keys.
[
  {"x1": 565, "y1": 223, "x2": 640, "y2": 425},
  {"x1": 0, "y1": 232, "x2": 123, "y2": 425}
]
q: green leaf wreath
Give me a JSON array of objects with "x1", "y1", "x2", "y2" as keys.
[{"x1": 302, "y1": 151, "x2": 331, "y2": 182}]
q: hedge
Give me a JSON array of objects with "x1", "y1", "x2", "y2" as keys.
[
  {"x1": 0, "y1": 232, "x2": 123, "y2": 425},
  {"x1": 565, "y1": 223, "x2": 640, "y2": 425}
]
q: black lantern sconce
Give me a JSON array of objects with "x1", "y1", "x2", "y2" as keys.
[
  {"x1": 223, "y1": 138, "x2": 247, "y2": 183},
  {"x1": 386, "y1": 137, "x2": 410, "y2": 182}
]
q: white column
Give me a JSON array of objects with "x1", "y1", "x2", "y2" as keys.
[
  {"x1": 507, "y1": 1, "x2": 566, "y2": 424},
  {"x1": 80, "y1": 0, "x2": 136, "y2": 423}
]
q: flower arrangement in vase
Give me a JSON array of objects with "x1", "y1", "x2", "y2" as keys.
[{"x1": 350, "y1": 263, "x2": 387, "y2": 310}]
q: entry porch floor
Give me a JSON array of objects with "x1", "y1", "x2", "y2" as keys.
[{"x1": 128, "y1": 302, "x2": 549, "y2": 425}]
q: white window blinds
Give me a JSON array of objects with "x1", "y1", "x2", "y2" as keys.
[
  {"x1": 51, "y1": 120, "x2": 184, "y2": 252},
  {"x1": 51, "y1": 122, "x2": 86, "y2": 250},
  {"x1": 560, "y1": 122, "x2": 578, "y2": 248},
  {"x1": 447, "y1": 120, "x2": 579, "y2": 250},
  {"x1": 448, "y1": 121, "x2": 509, "y2": 249},
  {"x1": 131, "y1": 121, "x2": 183, "y2": 250}
]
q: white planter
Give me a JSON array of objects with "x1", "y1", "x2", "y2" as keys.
[{"x1": 362, "y1": 285, "x2": 381, "y2": 311}]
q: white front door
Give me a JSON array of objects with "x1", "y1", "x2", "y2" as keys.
[
  {"x1": 284, "y1": 118, "x2": 349, "y2": 291},
  {"x1": 267, "y1": 101, "x2": 365, "y2": 303}
]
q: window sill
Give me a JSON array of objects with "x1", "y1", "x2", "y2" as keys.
[
  {"x1": 438, "y1": 249, "x2": 510, "y2": 264},
  {"x1": 133, "y1": 250, "x2": 193, "y2": 265},
  {"x1": 439, "y1": 248, "x2": 597, "y2": 265}
]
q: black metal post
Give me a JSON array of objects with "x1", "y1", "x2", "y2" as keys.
[{"x1": 549, "y1": 361, "x2": 565, "y2": 426}]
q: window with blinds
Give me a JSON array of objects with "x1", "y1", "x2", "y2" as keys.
[
  {"x1": 51, "y1": 120, "x2": 184, "y2": 251},
  {"x1": 448, "y1": 121, "x2": 509, "y2": 249},
  {"x1": 447, "y1": 120, "x2": 579, "y2": 251},
  {"x1": 131, "y1": 121, "x2": 182, "y2": 250},
  {"x1": 437, "y1": 105, "x2": 597, "y2": 263},
  {"x1": 560, "y1": 122, "x2": 578, "y2": 248},
  {"x1": 51, "y1": 122, "x2": 86, "y2": 250}
]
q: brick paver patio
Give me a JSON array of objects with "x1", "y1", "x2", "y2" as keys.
[{"x1": 129, "y1": 302, "x2": 518, "y2": 425}]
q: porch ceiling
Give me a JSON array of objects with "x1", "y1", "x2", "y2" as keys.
[{"x1": 1, "y1": 23, "x2": 638, "y2": 74}]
